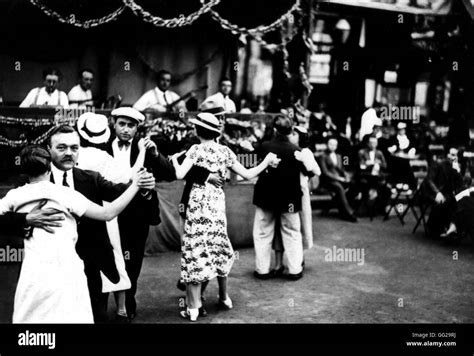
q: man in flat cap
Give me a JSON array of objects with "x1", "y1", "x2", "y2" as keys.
[{"x1": 106, "y1": 107, "x2": 175, "y2": 319}]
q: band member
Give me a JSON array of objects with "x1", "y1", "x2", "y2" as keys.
[
  {"x1": 201, "y1": 78, "x2": 236, "y2": 113},
  {"x1": 20, "y1": 68, "x2": 69, "y2": 108},
  {"x1": 133, "y1": 70, "x2": 186, "y2": 113},
  {"x1": 68, "y1": 68, "x2": 94, "y2": 108}
]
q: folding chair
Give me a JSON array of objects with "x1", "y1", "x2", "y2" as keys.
[
  {"x1": 385, "y1": 159, "x2": 428, "y2": 225},
  {"x1": 383, "y1": 183, "x2": 413, "y2": 225},
  {"x1": 399, "y1": 159, "x2": 431, "y2": 234}
]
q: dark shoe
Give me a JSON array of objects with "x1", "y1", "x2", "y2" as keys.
[
  {"x1": 198, "y1": 307, "x2": 208, "y2": 317},
  {"x1": 348, "y1": 213, "x2": 358, "y2": 223},
  {"x1": 273, "y1": 266, "x2": 285, "y2": 277},
  {"x1": 176, "y1": 280, "x2": 186, "y2": 292},
  {"x1": 441, "y1": 231, "x2": 461, "y2": 245},
  {"x1": 287, "y1": 271, "x2": 303, "y2": 281},
  {"x1": 253, "y1": 270, "x2": 275, "y2": 280},
  {"x1": 342, "y1": 212, "x2": 358, "y2": 222},
  {"x1": 115, "y1": 314, "x2": 131, "y2": 324},
  {"x1": 127, "y1": 311, "x2": 136, "y2": 320}
]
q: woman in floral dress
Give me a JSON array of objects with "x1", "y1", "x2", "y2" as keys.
[{"x1": 172, "y1": 113, "x2": 280, "y2": 321}]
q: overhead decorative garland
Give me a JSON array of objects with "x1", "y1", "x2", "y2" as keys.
[
  {"x1": 209, "y1": 0, "x2": 301, "y2": 37},
  {"x1": 123, "y1": 0, "x2": 221, "y2": 27},
  {"x1": 28, "y1": 0, "x2": 301, "y2": 35},
  {"x1": 29, "y1": 0, "x2": 126, "y2": 28}
]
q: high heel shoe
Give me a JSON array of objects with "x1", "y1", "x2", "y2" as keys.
[
  {"x1": 180, "y1": 307, "x2": 199, "y2": 321},
  {"x1": 217, "y1": 295, "x2": 233, "y2": 310}
]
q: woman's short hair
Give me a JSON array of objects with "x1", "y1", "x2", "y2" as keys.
[
  {"x1": 195, "y1": 125, "x2": 220, "y2": 140},
  {"x1": 20, "y1": 145, "x2": 51, "y2": 177}
]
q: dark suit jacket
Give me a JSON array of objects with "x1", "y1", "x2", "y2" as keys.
[
  {"x1": 68, "y1": 168, "x2": 128, "y2": 283},
  {"x1": 425, "y1": 159, "x2": 464, "y2": 201},
  {"x1": 0, "y1": 212, "x2": 28, "y2": 236},
  {"x1": 320, "y1": 151, "x2": 346, "y2": 185},
  {"x1": 358, "y1": 148, "x2": 387, "y2": 173},
  {"x1": 106, "y1": 139, "x2": 176, "y2": 227},
  {"x1": 253, "y1": 135, "x2": 307, "y2": 213}
]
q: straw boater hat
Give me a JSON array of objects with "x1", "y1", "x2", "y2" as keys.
[
  {"x1": 77, "y1": 112, "x2": 111, "y2": 145},
  {"x1": 111, "y1": 107, "x2": 145, "y2": 124},
  {"x1": 199, "y1": 99, "x2": 226, "y2": 115},
  {"x1": 188, "y1": 112, "x2": 221, "y2": 133}
]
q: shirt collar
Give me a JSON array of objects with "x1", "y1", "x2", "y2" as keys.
[
  {"x1": 155, "y1": 87, "x2": 167, "y2": 95},
  {"x1": 51, "y1": 163, "x2": 71, "y2": 183},
  {"x1": 114, "y1": 137, "x2": 133, "y2": 149},
  {"x1": 42, "y1": 87, "x2": 58, "y2": 97}
]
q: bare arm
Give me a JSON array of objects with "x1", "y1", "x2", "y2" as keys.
[
  {"x1": 83, "y1": 171, "x2": 143, "y2": 221},
  {"x1": 171, "y1": 152, "x2": 194, "y2": 180},
  {"x1": 230, "y1": 153, "x2": 277, "y2": 180}
]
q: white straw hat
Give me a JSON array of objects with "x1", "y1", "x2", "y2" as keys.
[
  {"x1": 77, "y1": 112, "x2": 110, "y2": 145},
  {"x1": 188, "y1": 112, "x2": 222, "y2": 133}
]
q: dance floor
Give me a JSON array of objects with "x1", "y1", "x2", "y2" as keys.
[{"x1": 1, "y1": 212, "x2": 473, "y2": 323}]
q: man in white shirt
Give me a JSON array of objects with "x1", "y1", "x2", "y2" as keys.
[
  {"x1": 201, "y1": 78, "x2": 236, "y2": 113},
  {"x1": 133, "y1": 70, "x2": 186, "y2": 113},
  {"x1": 68, "y1": 68, "x2": 94, "y2": 108},
  {"x1": 20, "y1": 68, "x2": 69, "y2": 108},
  {"x1": 359, "y1": 107, "x2": 382, "y2": 141}
]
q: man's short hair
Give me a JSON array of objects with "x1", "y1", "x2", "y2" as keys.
[
  {"x1": 327, "y1": 137, "x2": 338, "y2": 144},
  {"x1": 273, "y1": 115, "x2": 293, "y2": 136},
  {"x1": 79, "y1": 68, "x2": 94, "y2": 77},
  {"x1": 157, "y1": 69, "x2": 171, "y2": 79},
  {"x1": 42, "y1": 68, "x2": 62, "y2": 80},
  {"x1": 48, "y1": 125, "x2": 77, "y2": 145},
  {"x1": 220, "y1": 77, "x2": 232, "y2": 84}
]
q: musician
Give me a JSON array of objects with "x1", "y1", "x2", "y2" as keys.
[
  {"x1": 133, "y1": 70, "x2": 186, "y2": 113},
  {"x1": 68, "y1": 68, "x2": 94, "y2": 108},
  {"x1": 201, "y1": 77, "x2": 236, "y2": 113},
  {"x1": 20, "y1": 68, "x2": 69, "y2": 108}
]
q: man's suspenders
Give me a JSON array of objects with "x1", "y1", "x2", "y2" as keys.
[
  {"x1": 33, "y1": 87, "x2": 63, "y2": 106},
  {"x1": 33, "y1": 87, "x2": 41, "y2": 106}
]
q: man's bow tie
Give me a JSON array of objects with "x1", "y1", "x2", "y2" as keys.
[{"x1": 118, "y1": 141, "x2": 131, "y2": 150}]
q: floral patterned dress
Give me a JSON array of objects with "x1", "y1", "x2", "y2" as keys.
[{"x1": 181, "y1": 141, "x2": 237, "y2": 284}]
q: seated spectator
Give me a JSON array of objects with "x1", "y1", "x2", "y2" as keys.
[
  {"x1": 359, "y1": 105, "x2": 383, "y2": 141},
  {"x1": 392, "y1": 122, "x2": 415, "y2": 155},
  {"x1": 319, "y1": 137, "x2": 357, "y2": 222},
  {"x1": 424, "y1": 146, "x2": 464, "y2": 238},
  {"x1": 356, "y1": 135, "x2": 390, "y2": 214},
  {"x1": 441, "y1": 187, "x2": 474, "y2": 244}
]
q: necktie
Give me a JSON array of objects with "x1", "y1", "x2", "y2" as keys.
[
  {"x1": 163, "y1": 92, "x2": 169, "y2": 106},
  {"x1": 118, "y1": 141, "x2": 131, "y2": 150},
  {"x1": 62, "y1": 172, "x2": 69, "y2": 187}
]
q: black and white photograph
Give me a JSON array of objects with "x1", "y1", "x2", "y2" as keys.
[{"x1": 0, "y1": 0, "x2": 473, "y2": 352}]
